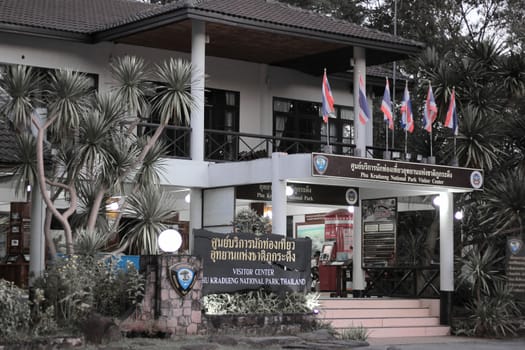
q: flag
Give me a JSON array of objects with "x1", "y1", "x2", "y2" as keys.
[
  {"x1": 358, "y1": 75, "x2": 371, "y2": 125},
  {"x1": 321, "y1": 69, "x2": 335, "y2": 123},
  {"x1": 445, "y1": 88, "x2": 458, "y2": 135},
  {"x1": 400, "y1": 82, "x2": 414, "y2": 133},
  {"x1": 381, "y1": 78, "x2": 393, "y2": 130},
  {"x1": 423, "y1": 84, "x2": 438, "y2": 133}
]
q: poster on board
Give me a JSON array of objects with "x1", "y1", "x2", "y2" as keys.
[{"x1": 361, "y1": 198, "x2": 397, "y2": 267}]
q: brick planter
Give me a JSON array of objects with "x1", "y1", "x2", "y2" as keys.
[
  {"x1": 203, "y1": 313, "x2": 317, "y2": 336},
  {"x1": 120, "y1": 255, "x2": 204, "y2": 337}
]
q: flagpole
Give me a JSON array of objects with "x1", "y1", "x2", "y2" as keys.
[
  {"x1": 385, "y1": 120, "x2": 389, "y2": 155},
  {"x1": 327, "y1": 118, "x2": 330, "y2": 147},
  {"x1": 430, "y1": 128, "x2": 433, "y2": 158}
]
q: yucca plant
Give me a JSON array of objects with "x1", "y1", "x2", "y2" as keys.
[
  {"x1": 0, "y1": 55, "x2": 194, "y2": 256},
  {"x1": 120, "y1": 189, "x2": 178, "y2": 255},
  {"x1": 456, "y1": 245, "x2": 505, "y2": 302},
  {"x1": 465, "y1": 281, "x2": 522, "y2": 337}
]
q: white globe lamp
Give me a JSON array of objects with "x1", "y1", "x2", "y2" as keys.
[{"x1": 158, "y1": 229, "x2": 183, "y2": 253}]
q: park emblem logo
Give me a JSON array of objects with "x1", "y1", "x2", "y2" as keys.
[
  {"x1": 169, "y1": 262, "x2": 198, "y2": 297},
  {"x1": 314, "y1": 155, "x2": 328, "y2": 174},
  {"x1": 508, "y1": 238, "x2": 523, "y2": 256}
]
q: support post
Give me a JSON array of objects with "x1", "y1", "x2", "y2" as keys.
[
  {"x1": 188, "y1": 20, "x2": 206, "y2": 253},
  {"x1": 353, "y1": 47, "x2": 367, "y2": 157},
  {"x1": 352, "y1": 205, "x2": 366, "y2": 297},
  {"x1": 29, "y1": 186, "x2": 45, "y2": 286},
  {"x1": 439, "y1": 192, "x2": 454, "y2": 325},
  {"x1": 271, "y1": 152, "x2": 287, "y2": 236}
]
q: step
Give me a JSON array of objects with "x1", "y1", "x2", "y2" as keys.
[
  {"x1": 317, "y1": 298, "x2": 447, "y2": 338},
  {"x1": 320, "y1": 298, "x2": 423, "y2": 309},
  {"x1": 366, "y1": 326, "x2": 450, "y2": 338},
  {"x1": 328, "y1": 316, "x2": 440, "y2": 329},
  {"x1": 321, "y1": 307, "x2": 431, "y2": 319}
]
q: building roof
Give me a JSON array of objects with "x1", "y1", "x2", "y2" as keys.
[{"x1": 0, "y1": 0, "x2": 423, "y2": 74}]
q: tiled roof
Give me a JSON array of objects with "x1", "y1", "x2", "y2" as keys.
[
  {"x1": 184, "y1": 0, "x2": 420, "y2": 48},
  {"x1": 0, "y1": 0, "x2": 422, "y2": 49},
  {"x1": 0, "y1": 0, "x2": 157, "y2": 34}
]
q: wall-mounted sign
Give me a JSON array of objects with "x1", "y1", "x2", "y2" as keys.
[
  {"x1": 236, "y1": 182, "x2": 359, "y2": 206},
  {"x1": 312, "y1": 153, "x2": 484, "y2": 190},
  {"x1": 168, "y1": 262, "x2": 199, "y2": 297},
  {"x1": 194, "y1": 229, "x2": 311, "y2": 295},
  {"x1": 362, "y1": 198, "x2": 397, "y2": 268},
  {"x1": 507, "y1": 238, "x2": 525, "y2": 300}
]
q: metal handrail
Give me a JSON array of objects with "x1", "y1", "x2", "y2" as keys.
[
  {"x1": 136, "y1": 123, "x2": 357, "y2": 161},
  {"x1": 364, "y1": 265, "x2": 440, "y2": 298}
]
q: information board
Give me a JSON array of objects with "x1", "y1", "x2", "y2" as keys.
[{"x1": 194, "y1": 229, "x2": 311, "y2": 295}]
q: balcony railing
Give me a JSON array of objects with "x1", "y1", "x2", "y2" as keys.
[
  {"x1": 204, "y1": 129, "x2": 356, "y2": 162},
  {"x1": 137, "y1": 123, "x2": 357, "y2": 161}
]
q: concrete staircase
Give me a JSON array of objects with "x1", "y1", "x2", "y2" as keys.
[{"x1": 317, "y1": 298, "x2": 450, "y2": 338}]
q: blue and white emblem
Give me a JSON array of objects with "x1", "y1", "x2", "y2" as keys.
[
  {"x1": 508, "y1": 238, "x2": 523, "y2": 256},
  {"x1": 169, "y1": 262, "x2": 198, "y2": 297},
  {"x1": 314, "y1": 155, "x2": 329, "y2": 175}
]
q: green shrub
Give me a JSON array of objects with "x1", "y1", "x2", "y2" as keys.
[
  {"x1": 0, "y1": 279, "x2": 30, "y2": 341},
  {"x1": 464, "y1": 282, "x2": 522, "y2": 337},
  {"x1": 202, "y1": 290, "x2": 319, "y2": 315},
  {"x1": 338, "y1": 326, "x2": 369, "y2": 341},
  {"x1": 33, "y1": 254, "x2": 144, "y2": 329}
]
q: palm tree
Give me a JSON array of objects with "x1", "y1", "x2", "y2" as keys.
[{"x1": 0, "y1": 56, "x2": 195, "y2": 256}]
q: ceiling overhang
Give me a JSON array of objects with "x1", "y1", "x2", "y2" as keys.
[{"x1": 95, "y1": 11, "x2": 422, "y2": 77}]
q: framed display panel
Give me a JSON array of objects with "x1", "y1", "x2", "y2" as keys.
[
  {"x1": 362, "y1": 198, "x2": 397, "y2": 268},
  {"x1": 296, "y1": 221, "x2": 325, "y2": 255}
]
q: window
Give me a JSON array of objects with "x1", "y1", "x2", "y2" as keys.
[
  {"x1": 273, "y1": 97, "x2": 354, "y2": 154},
  {"x1": 205, "y1": 88, "x2": 240, "y2": 160}
]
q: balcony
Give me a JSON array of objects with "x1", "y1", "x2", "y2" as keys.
[{"x1": 139, "y1": 122, "x2": 357, "y2": 162}]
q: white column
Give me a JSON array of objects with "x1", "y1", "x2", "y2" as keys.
[
  {"x1": 439, "y1": 191, "x2": 454, "y2": 325},
  {"x1": 353, "y1": 47, "x2": 367, "y2": 157},
  {"x1": 190, "y1": 19, "x2": 205, "y2": 162},
  {"x1": 189, "y1": 188, "x2": 202, "y2": 253},
  {"x1": 271, "y1": 152, "x2": 287, "y2": 236},
  {"x1": 29, "y1": 186, "x2": 45, "y2": 286},
  {"x1": 352, "y1": 204, "x2": 366, "y2": 295},
  {"x1": 439, "y1": 192, "x2": 454, "y2": 291},
  {"x1": 189, "y1": 20, "x2": 205, "y2": 253}
]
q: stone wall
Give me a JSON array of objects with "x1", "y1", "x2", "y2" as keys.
[{"x1": 120, "y1": 255, "x2": 203, "y2": 336}]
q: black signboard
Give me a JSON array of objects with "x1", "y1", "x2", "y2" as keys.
[
  {"x1": 194, "y1": 229, "x2": 311, "y2": 295},
  {"x1": 312, "y1": 153, "x2": 484, "y2": 190},
  {"x1": 362, "y1": 198, "x2": 397, "y2": 267},
  {"x1": 507, "y1": 238, "x2": 525, "y2": 300},
  {"x1": 236, "y1": 182, "x2": 359, "y2": 206}
]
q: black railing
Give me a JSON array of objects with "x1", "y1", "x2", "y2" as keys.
[
  {"x1": 136, "y1": 123, "x2": 357, "y2": 161},
  {"x1": 204, "y1": 129, "x2": 356, "y2": 162},
  {"x1": 137, "y1": 122, "x2": 192, "y2": 159},
  {"x1": 364, "y1": 266, "x2": 440, "y2": 298}
]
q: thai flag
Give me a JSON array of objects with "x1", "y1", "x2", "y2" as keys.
[
  {"x1": 400, "y1": 83, "x2": 414, "y2": 133},
  {"x1": 358, "y1": 75, "x2": 371, "y2": 125},
  {"x1": 381, "y1": 78, "x2": 393, "y2": 130},
  {"x1": 423, "y1": 84, "x2": 438, "y2": 133},
  {"x1": 445, "y1": 88, "x2": 458, "y2": 135},
  {"x1": 321, "y1": 70, "x2": 335, "y2": 123}
]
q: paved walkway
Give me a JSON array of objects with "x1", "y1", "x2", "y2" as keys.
[{"x1": 367, "y1": 336, "x2": 525, "y2": 350}]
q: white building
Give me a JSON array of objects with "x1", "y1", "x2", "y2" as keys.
[{"x1": 0, "y1": 0, "x2": 482, "y2": 327}]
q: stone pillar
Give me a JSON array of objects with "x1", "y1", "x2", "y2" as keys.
[
  {"x1": 439, "y1": 192, "x2": 454, "y2": 325},
  {"x1": 271, "y1": 152, "x2": 287, "y2": 236},
  {"x1": 120, "y1": 255, "x2": 203, "y2": 336}
]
